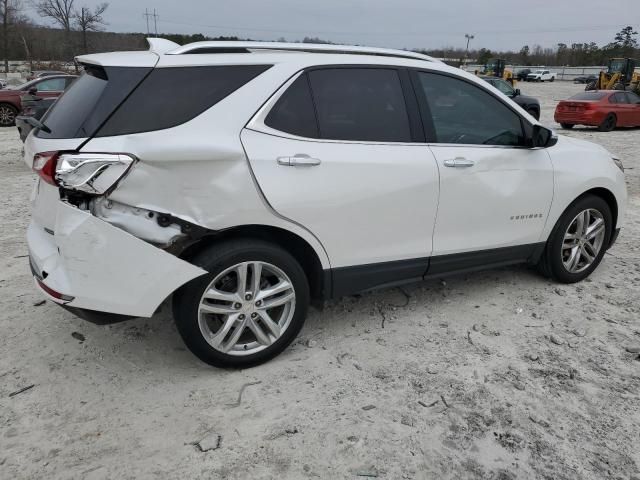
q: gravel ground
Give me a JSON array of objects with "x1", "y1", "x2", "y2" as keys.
[{"x1": 1, "y1": 81, "x2": 639, "y2": 480}]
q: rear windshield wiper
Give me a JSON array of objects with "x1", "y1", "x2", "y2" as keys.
[{"x1": 23, "y1": 116, "x2": 52, "y2": 134}]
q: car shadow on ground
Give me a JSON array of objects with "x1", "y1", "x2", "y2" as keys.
[{"x1": 60, "y1": 263, "x2": 547, "y2": 375}]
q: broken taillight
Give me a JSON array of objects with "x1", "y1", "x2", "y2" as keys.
[
  {"x1": 32, "y1": 151, "x2": 60, "y2": 185},
  {"x1": 32, "y1": 151, "x2": 135, "y2": 195}
]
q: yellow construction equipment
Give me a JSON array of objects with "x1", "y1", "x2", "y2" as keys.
[
  {"x1": 477, "y1": 58, "x2": 515, "y2": 85},
  {"x1": 586, "y1": 58, "x2": 639, "y2": 93}
]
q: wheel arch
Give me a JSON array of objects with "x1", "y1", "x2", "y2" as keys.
[
  {"x1": 576, "y1": 187, "x2": 618, "y2": 232},
  {"x1": 178, "y1": 224, "x2": 328, "y2": 302}
]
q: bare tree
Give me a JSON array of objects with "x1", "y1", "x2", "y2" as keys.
[
  {"x1": 35, "y1": 0, "x2": 74, "y2": 31},
  {"x1": 1, "y1": 0, "x2": 21, "y2": 73},
  {"x1": 35, "y1": 0, "x2": 74, "y2": 59},
  {"x1": 74, "y1": 2, "x2": 107, "y2": 53}
]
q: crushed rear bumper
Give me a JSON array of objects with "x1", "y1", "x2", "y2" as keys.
[{"x1": 28, "y1": 201, "x2": 206, "y2": 318}]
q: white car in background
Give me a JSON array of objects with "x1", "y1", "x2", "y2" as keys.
[
  {"x1": 527, "y1": 69, "x2": 557, "y2": 82},
  {"x1": 24, "y1": 39, "x2": 626, "y2": 368}
]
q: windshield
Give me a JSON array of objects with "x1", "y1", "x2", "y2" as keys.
[{"x1": 608, "y1": 59, "x2": 627, "y2": 73}]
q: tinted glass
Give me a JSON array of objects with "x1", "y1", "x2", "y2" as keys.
[
  {"x1": 613, "y1": 92, "x2": 629, "y2": 104},
  {"x1": 488, "y1": 79, "x2": 514, "y2": 96},
  {"x1": 570, "y1": 92, "x2": 608, "y2": 100},
  {"x1": 98, "y1": 65, "x2": 271, "y2": 137},
  {"x1": 37, "y1": 66, "x2": 151, "y2": 139},
  {"x1": 417, "y1": 72, "x2": 524, "y2": 146},
  {"x1": 307, "y1": 68, "x2": 411, "y2": 142},
  {"x1": 265, "y1": 73, "x2": 318, "y2": 138},
  {"x1": 626, "y1": 92, "x2": 640, "y2": 104},
  {"x1": 36, "y1": 77, "x2": 66, "y2": 91}
]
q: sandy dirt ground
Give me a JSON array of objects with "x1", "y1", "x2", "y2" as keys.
[{"x1": 1, "y1": 81, "x2": 639, "y2": 480}]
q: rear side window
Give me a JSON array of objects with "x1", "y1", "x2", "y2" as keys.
[
  {"x1": 37, "y1": 66, "x2": 151, "y2": 139},
  {"x1": 98, "y1": 65, "x2": 271, "y2": 137},
  {"x1": 265, "y1": 74, "x2": 318, "y2": 138},
  {"x1": 308, "y1": 68, "x2": 411, "y2": 142}
]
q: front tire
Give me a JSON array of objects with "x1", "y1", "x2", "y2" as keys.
[
  {"x1": 173, "y1": 239, "x2": 310, "y2": 368},
  {"x1": 585, "y1": 81, "x2": 596, "y2": 91},
  {"x1": 538, "y1": 195, "x2": 611, "y2": 283}
]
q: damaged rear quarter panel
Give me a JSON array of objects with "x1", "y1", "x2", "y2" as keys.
[{"x1": 50, "y1": 202, "x2": 207, "y2": 317}]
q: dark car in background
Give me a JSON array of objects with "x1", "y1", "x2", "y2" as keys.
[
  {"x1": 15, "y1": 96, "x2": 57, "y2": 141},
  {"x1": 480, "y1": 76, "x2": 541, "y2": 119},
  {"x1": 516, "y1": 68, "x2": 532, "y2": 81},
  {"x1": 0, "y1": 75, "x2": 75, "y2": 126},
  {"x1": 573, "y1": 75, "x2": 598, "y2": 84}
]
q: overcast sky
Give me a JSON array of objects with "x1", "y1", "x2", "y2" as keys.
[{"x1": 29, "y1": 0, "x2": 637, "y2": 51}]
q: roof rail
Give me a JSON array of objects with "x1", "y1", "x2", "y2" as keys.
[{"x1": 166, "y1": 41, "x2": 440, "y2": 63}]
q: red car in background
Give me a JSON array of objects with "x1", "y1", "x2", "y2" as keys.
[
  {"x1": 0, "y1": 75, "x2": 76, "y2": 127},
  {"x1": 555, "y1": 90, "x2": 640, "y2": 131}
]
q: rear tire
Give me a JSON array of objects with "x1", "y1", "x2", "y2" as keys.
[
  {"x1": 560, "y1": 123, "x2": 574, "y2": 129},
  {"x1": 585, "y1": 81, "x2": 596, "y2": 91},
  {"x1": 173, "y1": 239, "x2": 310, "y2": 368},
  {"x1": 537, "y1": 195, "x2": 612, "y2": 284},
  {"x1": 598, "y1": 113, "x2": 616, "y2": 132},
  {"x1": 0, "y1": 103, "x2": 17, "y2": 127},
  {"x1": 550, "y1": 77, "x2": 555, "y2": 82}
]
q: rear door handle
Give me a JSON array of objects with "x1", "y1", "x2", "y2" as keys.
[
  {"x1": 443, "y1": 157, "x2": 475, "y2": 168},
  {"x1": 277, "y1": 154, "x2": 321, "y2": 167}
]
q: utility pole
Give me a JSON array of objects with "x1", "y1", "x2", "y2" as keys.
[
  {"x1": 464, "y1": 33, "x2": 475, "y2": 69},
  {"x1": 143, "y1": 9, "x2": 159, "y2": 35},
  {"x1": 143, "y1": 8, "x2": 150, "y2": 35},
  {"x1": 153, "y1": 8, "x2": 158, "y2": 36}
]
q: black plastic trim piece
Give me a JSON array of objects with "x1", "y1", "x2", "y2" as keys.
[
  {"x1": 426, "y1": 243, "x2": 543, "y2": 277},
  {"x1": 331, "y1": 257, "x2": 428, "y2": 298},
  {"x1": 325, "y1": 243, "x2": 546, "y2": 299}
]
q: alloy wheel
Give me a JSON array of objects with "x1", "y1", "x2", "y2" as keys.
[
  {"x1": 561, "y1": 208, "x2": 606, "y2": 273},
  {"x1": 0, "y1": 105, "x2": 15, "y2": 126},
  {"x1": 197, "y1": 261, "x2": 296, "y2": 356}
]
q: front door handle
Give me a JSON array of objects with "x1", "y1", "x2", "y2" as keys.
[
  {"x1": 443, "y1": 157, "x2": 475, "y2": 168},
  {"x1": 277, "y1": 154, "x2": 321, "y2": 167}
]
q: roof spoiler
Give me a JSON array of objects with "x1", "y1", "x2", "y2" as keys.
[{"x1": 147, "y1": 37, "x2": 181, "y2": 55}]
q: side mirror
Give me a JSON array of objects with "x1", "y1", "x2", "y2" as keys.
[
  {"x1": 513, "y1": 88, "x2": 521, "y2": 97},
  {"x1": 531, "y1": 125, "x2": 558, "y2": 148},
  {"x1": 28, "y1": 87, "x2": 37, "y2": 95}
]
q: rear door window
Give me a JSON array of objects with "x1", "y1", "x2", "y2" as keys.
[{"x1": 307, "y1": 68, "x2": 411, "y2": 142}]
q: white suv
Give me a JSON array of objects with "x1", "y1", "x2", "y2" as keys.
[
  {"x1": 527, "y1": 69, "x2": 556, "y2": 82},
  {"x1": 25, "y1": 39, "x2": 626, "y2": 367}
]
